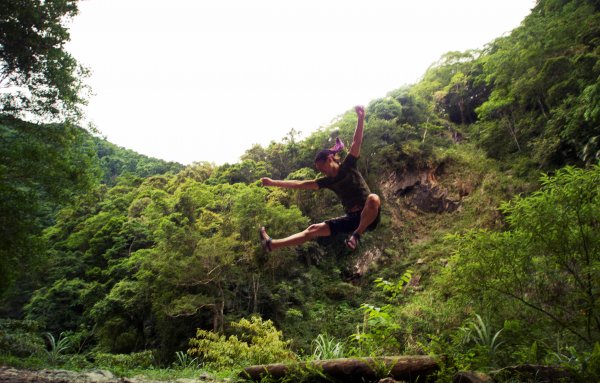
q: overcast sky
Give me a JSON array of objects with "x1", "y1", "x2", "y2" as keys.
[{"x1": 66, "y1": 0, "x2": 536, "y2": 165}]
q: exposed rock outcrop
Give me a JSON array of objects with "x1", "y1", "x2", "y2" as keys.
[{"x1": 380, "y1": 165, "x2": 462, "y2": 214}]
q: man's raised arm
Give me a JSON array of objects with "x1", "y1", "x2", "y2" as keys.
[
  {"x1": 261, "y1": 177, "x2": 319, "y2": 190},
  {"x1": 349, "y1": 105, "x2": 366, "y2": 158}
]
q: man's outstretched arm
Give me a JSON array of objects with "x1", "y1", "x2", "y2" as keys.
[
  {"x1": 349, "y1": 105, "x2": 366, "y2": 158},
  {"x1": 261, "y1": 177, "x2": 319, "y2": 190}
]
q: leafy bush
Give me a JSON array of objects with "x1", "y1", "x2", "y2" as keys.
[
  {"x1": 0, "y1": 319, "x2": 45, "y2": 357},
  {"x1": 442, "y1": 165, "x2": 600, "y2": 346},
  {"x1": 351, "y1": 303, "x2": 408, "y2": 357},
  {"x1": 547, "y1": 342, "x2": 600, "y2": 382},
  {"x1": 94, "y1": 350, "x2": 155, "y2": 369},
  {"x1": 187, "y1": 316, "x2": 296, "y2": 369},
  {"x1": 350, "y1": 270, "x2": 413, "y2": 356},
  {"x1": 423, "y1": 317, "x2": 500, "y2": 382}
]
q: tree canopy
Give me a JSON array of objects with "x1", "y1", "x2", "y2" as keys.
[{"x1": 0, "y1": 0, "x2": 87, "y2": 120}]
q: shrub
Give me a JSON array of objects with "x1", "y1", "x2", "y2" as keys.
[
  {"x1": 94, "y1": 350, "x2": 155, "y2": 369},
  {"x1": 349, "y1": 271, "x2": 413, "y2": 356},
  {"x1": 0, "y1": 319, "x2": 45, "y2": 357},
  {"x1": 187, "y1": 316, "x2": 296, "y2": 369},
  {"x1": 442, "y1": 165, "x2": 600, "y2": 346}
]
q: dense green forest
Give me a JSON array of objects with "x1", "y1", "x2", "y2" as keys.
[{"x1": 1, "y1": 0, "x2": 599, "y2": 382}]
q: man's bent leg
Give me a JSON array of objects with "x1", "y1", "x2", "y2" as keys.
[
  {"x1": 346, "y1": 194, "x2": 381, "y2": 249},
  {"x1": 356, "y1": 194, "x2": 381, "y2": 234}
]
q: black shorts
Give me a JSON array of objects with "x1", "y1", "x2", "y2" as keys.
[{"x1": 325, "y1": 208, "x2": 381, "y2": 236}]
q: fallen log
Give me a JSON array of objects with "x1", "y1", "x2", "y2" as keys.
[{"x1": 240, "y1": 355, "x2": 438, "y2": 382}]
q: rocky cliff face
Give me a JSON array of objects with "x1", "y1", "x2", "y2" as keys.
[
  {"x1": 380, "y1": 163, "x2": 468, "y2": 214},
  {"x1": 347, "y1": 160, "x2": 471, "y2": 281}
]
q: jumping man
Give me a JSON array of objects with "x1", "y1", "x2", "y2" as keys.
[{"x1": 259, "y1": 105, "x2": 381, "y2": 252}]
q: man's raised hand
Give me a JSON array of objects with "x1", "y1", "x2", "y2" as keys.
[{"x1": 355, "y1": 105, "x2": 365, "y2": 119}]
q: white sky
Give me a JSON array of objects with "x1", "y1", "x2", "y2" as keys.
[{"x1": 66, "y1": 0, "x2": 536, "y2": 165}]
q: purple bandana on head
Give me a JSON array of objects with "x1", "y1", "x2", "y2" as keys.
[
  {"x1": 330, "y1": 137, "x2": 345, "y2": 153},
  {"x1": 314, "y1": 137, "x2": 345, "y2": 163}
]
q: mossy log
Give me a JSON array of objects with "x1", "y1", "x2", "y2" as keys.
[{"x1": 240, "y1": 355, "x2": 438, "y2": 382}]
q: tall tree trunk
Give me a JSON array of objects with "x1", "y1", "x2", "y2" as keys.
[
  {"x1": 506, "y1": 114, "x2": 521, "y2": 152},
  {"x1": 251, "y1": 274, "x2": 260, "y2": 313},
  {"x1": 213, "y1": 282, "x2": 225, "y2": 332},
  {"x1": 217, "y1": 282, "x2": 224, "y2": 333},
  {"x1": 537, "y1": 97, "x2": 548, "y2": 118},
  {"x1": 422, "y1": 118, "x2": 430, "y2": 142}
]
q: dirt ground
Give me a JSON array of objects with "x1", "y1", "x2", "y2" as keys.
[
  {"x1": 0, "y1": 367, "x2": 123, "y2": 382},
  {"x1": 0, "y1": 366, "x2": 219, "y2": 383}
]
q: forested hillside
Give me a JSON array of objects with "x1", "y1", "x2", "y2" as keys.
[
  {"x1": 1, "y1": 0, "x2": 599, "y2": 382},
  {"x1": 0, "y1": 116, "x2": 183, "y2": 313}
]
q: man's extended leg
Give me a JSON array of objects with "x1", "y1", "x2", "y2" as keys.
[
  {"x1": 260, "y1": 222, "x2": 331, "y2": 251},
  {"x1": 346, "y1": 193, "x2": 381, "y2": 250}
]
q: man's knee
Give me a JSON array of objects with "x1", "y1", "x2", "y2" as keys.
[
  {"x1": 366, "y1": 193, "x2": 381, "y2": 209},
  {"x1": 304, "y1": 223, "x2": 329, "y2": 239}
]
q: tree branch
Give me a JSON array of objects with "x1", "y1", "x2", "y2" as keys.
[{"x1": 490, "y1": 286, "x2": 590, "y2": 344}]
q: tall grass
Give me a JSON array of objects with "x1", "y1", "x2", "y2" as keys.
[{"x1": 311, "y1": 334, "x2": 345, "y2": 360}]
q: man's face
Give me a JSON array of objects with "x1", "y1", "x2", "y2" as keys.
[{"x1": 315, "y1": 157, "x2": 337, "y2": 177}]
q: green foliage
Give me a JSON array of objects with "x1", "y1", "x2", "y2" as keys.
[
  {"x1": 44, "y1": 332, "x2": 72, "y2": 364},
  {"x1": 442, "y1": 165, "x2": 600, "y2": 346},
  {"x1": 93, "y1": 138, "x2": 183, "y2": 186},
  {"x1": 584, "y1": 342, "x2": 600, "y2": 381},
  {"x1": 421, "y1": 314, "x2": 508, "y2": 382},
  {"x1": 208, "y1": 159, "x2": 269, "y2": 185},
  {"x1": 458, "y1": 314, "x2": 504, "y2": 367},
  {"x1": 0, "y1": 319, "x2": 45, "y2": 357},
  {"x1": 509, "y1": 342, "x2": 600, "y2": 382},
  {"x1": 368, "y1": 97, "x2": 403, "y2": 121},
  {"x1": 25, "y1": 278, "x2": 98, "y2": 334},
  {"x1": 474, "y1": 0, "x2": 600, "y2": 168},
  {"x1": 311, "y1": 334, "x2": 345, "y2": 360},
  {"x1": 424, "y1": 334, "x2": 481, "y2": 381},
  {"x1": 351, "y1": 304, "x2": 401, "y2": 356},
  {"x1": 187, "y1": 316, "x2": 296, "y2": 369},
  {"x1": 373, "y1": 270, "x2": 413, "y2": 301},
  {"x1": 21, "y1": 156, "x2": 309, "y2": 358},
  {"x1": 0, "y1": 0, "x2": 88, "y2": 119},
  {"x1": 0, "y1": 116, "x2": 98, "y2": 295},
  {"x1": 94, "y1": 350, "x2": 155, "y2": 370},
  {"x1": 413, "y1": 50, "x2": 487, "y2": 125},
  {"x1": 350, "y1": 270, "x2": 414, "y2": 356},
  {"x1": 172, "y1": 351, "x2": 199, "y2": 369}
]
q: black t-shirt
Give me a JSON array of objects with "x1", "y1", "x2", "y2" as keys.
[{"x1": 315, "y1": 154, "x2": 371, "y2": 213}]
